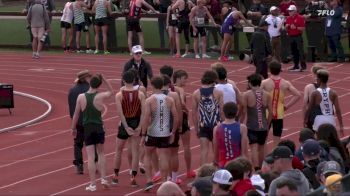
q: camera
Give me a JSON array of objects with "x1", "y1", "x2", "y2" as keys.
[{"x1": 40, "y1": 32, "x2": 48, "y2": 43}]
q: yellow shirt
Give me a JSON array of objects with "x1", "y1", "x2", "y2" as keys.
[{"x1": 269, "y1": 79, "x2": 285, "y2": 119}]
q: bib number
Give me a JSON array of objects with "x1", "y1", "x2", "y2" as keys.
[
  {"x1": 197, "y1": 17, "x2": 204, "y2": 25},
  {"x1": 171, "y1": 14, "x2": 177, "y2": 20}
]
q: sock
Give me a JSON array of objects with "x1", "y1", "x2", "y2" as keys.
[
  {"x1": 131, "y1": 170, "x2": 137, "y2": 178},
  {"x1": 114, "y1": 169, "x2": 119, "y2": 176},
  {"x1": 171, "y1": 172, "x2": 178, "y2": 182}
]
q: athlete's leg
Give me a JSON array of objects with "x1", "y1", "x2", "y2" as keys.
[
  {"x1": 220, "y1": 33, "x2": 231, "y2": 57},
  {"x1": 157, "y1": 147, "x2": 170, "y2": 182},
  {"x1": 86, "y1": 145, "x2": 97, "y2": 186},
  {"x1": 94, "y1": 25, "x2": 101, "y2": 51},
  {"x1": 61, "y1": 28, "x2": 67, "y2": 50},
  {"x1": 112, "y1": 138, "x2": 127, "y2": 183},
  {"x1": 169, "y1": 146, "x2": 179, "y2": 182},
  {"x1": 175, "y1": 31, "x2": 181, "y2": 56},
  {"x1": 76, "y1": 30, "x2": 81, "y2": 50},
  {"x1": 128, "y1": 31, "x2": 133, "y2": 53},
  {"x1": 200, "y1": 138, "x2": 210, "y2": 165},
  {"x1": 138, "y1": 32, "x2": 145, "y2": 52},
  {"x1": 101, "y1": 24, "x2": 109, "y2": 51},
  {"x1": 130, "y1": 136, "x2": 141, "y2": 178},
  {"x1": 181, "y1": 131, "x2": 192, "y2": 174},
  {"x1": 145, "y1": 146, "x2": 156, "y2": 183}
]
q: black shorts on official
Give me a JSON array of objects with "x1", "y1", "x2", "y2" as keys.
[
  {"x1": 145, "y1": 135, "x2": 170, "y2": 148},
  {"x1": 168, "y1": 131, "x2": 180, "y2": 148},
  {"x1": 270, "y1": 119, "x2": 283, "y2": 137},
  {"x1": 180, "y1": 112, "x2": 190, "y2": 134},
  {"x1": 75, "y1": 22, "x2": 89, "y2": 32},
  {"x1": 60, "y1": 21, "x2": 71, "y2": 29},
  {"x1": 247, "y1": 129, "x2": 268, "y2": 145},
  {"x1": 117, "y1": 117, "x2": 140, "y2": 140},
  {"x1": 95, "y1": 17, "x2": 109, "y2": 26},
  {"x1": 127, "y1": 18, "x2": 142, "y2": 33},
  {"x1": 198, "y1": 127, "x2": 213, "y2": 141},
  {"x1": 83, "y1": 123, "x2": 105, "y2": 146},
  {"x1": 190, "y1": 26, "x2": 206, "y2": 38}
]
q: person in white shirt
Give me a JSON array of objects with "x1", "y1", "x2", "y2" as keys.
[
  {"x1": 265, "y1": 6, "x2": 283, "y2": 62},
  {"x1": 60, "y1": 1, "x2": 74, "y2": 52}
]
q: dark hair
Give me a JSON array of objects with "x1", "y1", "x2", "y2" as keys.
[
  {"x1": 162, "y1": 75, "x2": 172, "y2": 86},
  {"x1": 160, "y1": 65, "x2": 174, "y2": 78},
  {"x1": 318, "y1": 140, "x2": 330, "y2": 153},
  {"x1": 276, "y1": 179, "x2": 298, "y2": 192},
  {"x1": 225, "y1": 160, "x2": 244, "y2": 181},
  {"x1": 317, "y1": 124, "x2": 348, "y2": 160},
  {"x1": 129, "y1": 68, "x2": 140, "y2": 84},
  {"x1": 223, "y1": 102, "x2": 238, "y2": 119},
  {"x1": 151, "y1": 76, "x2": 164, "y2": 90},
  {"x1": 299, "y1": 128, "x2": 315, "y2": 143},
  {"x1": 123, "y1": 70, "x2": 135, "y2": 84},
  {"x1": 90, "y1": 74, "x2": 102, "y2": 88},
  {"x1": 213, "y1": 66, "x2": 227, "y2": 81},
  {"x1": 278, "y1": 140, "x2": 296, "y2": 154},
  {"x1": 173, "y1": 69, "x2": 188, "y2": 84},
  {"x1": 218, "y1": 184, "x2": 232, "y2": 192},
  {"x1": 201, "y1": 70, "x2": 218, "y2": 85},
  {"x1": 317, "y1": 69, "x2": 329, "y2": 84},
  {"x1": 234, "y1": 157, "x2": 253, "y2": 177},
  {"x1": 244, "y1": 190, "x2": 261, "y2": 196},
  {"x1": 269, "y1": 61, "x2": 282, "y2": 75},
  {"x1": 247, "y1": 73, "x2": 262, "y2": 87}
]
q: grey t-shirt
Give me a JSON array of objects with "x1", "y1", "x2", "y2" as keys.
[
  {"x1": 192, "y1": 176, "x2": 213, "y2": 196},
  {"x1": 26, "y1": 3, "x2": 50, "y2": 28}
]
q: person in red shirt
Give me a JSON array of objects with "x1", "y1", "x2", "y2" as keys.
[
  {"x1": 225, "y1": 159, "x2": 255, "y2": 196},
  {"x1": 279, "y1": 0, "x2": 296, "y2": 16},
  {"x1": 285, "y1": 5, "x2": 307, "y2": 71},
  {"x1": 279, "y1": 0, "x2": 296, "y2": 63}
]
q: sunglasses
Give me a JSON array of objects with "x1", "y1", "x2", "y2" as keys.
[{"x1": 134, "y1": 52, "x2": 142, "y2": 55}]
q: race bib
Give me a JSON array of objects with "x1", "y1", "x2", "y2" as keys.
[
  {"x1": 197, "y1": 17, "x2": 204, "y2": 25},
  {"x1": 327, "y1": 19, "x2": 332, "y2": 27},
  {"x1": 171, "y1": 14, "x2": 177, "y2": 20}
]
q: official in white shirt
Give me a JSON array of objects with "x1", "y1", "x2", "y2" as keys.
[{"x1": 265, "y1": 6, "x2": 283, "y2": 62}]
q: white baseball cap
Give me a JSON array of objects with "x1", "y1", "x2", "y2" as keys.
[
  {"x1": 212, "y1": 170, "x2": 233, "y2": 185},
  {"x1": 132, "y1": 45, "x2": 143, "y2": 54},
  {"x1": 287, "y1": 5, "x2": 297, "y2": 11},
  {"x1": 270, "y1": 6, "x2": 278, "y2": 12}
]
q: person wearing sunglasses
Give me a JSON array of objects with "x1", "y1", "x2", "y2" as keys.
[
  {"x1": 211, "y1": 169, "x2": 233, "y2": 196},
  {"x1": 122, "y1": 45, "x2": 153, "y2": 88}
]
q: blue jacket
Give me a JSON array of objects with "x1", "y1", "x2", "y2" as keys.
[{"x1": 325, "y1": 6, "x2": 343, "y2": 36}]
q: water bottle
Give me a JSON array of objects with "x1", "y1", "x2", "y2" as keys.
[{"x1": 40, "y1": 32, "x2": 48, "y2": 43}]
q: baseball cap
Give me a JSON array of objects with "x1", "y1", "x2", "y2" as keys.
[
  {"x1": 264, "y1": 153, "x2": 274, "y2": 164},
  {"x1": 132, "y1": 45, "x2": 143, "y2": 54},
  {"x1": 270, "y1": 6, "x2": 278, "y2": 12},
  {"x1": 74, "y1": 70, "x2": 92, "y2": 83},
  {"x1": 212, "y1": 169, "x2": 233, "y2": 185},
  {"x1": 299, "y1": 128, "x2": 315, "y2": 143},
  {"x1": 287, "y1": 5, "x2": 297, "y2": 11},
  {"x1": 301, "y1": 139, "x2": 321, "y2": 156},
  {"x1": 317, "y1": 161, "x2": 328, "y2": 179},
  {"x1": 272, "y1": 146, "x2": 293, "y2": 160},
  {"x1": 323, "y1": 161, "x2": 342, "y2": 176}
]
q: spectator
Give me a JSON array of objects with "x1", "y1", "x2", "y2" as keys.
[
  {"x1": 235, "y1": 157, "x2": 254, "y2": 179},
  {"x1": 246, "y1": 0, "x2": 268, "y2": 44},
  {"x1": 157, "y1": 181, "x2": 185, "y2": 196},
  {"x1": 26, "y1": 0, "x2": 50, "y2": 59},
  {"x1": 317, "y1": 124, "x2": 348, "y2": 171},
  {"x1": 122, "y1": 45, "x2": 153, "y2": 88},
  {"x1": 285, "y1": 5, "x2": 307, "y2": 71},
  {"x1": 250, "y1": 174, "x2": 266, "y2": 195},
  {"x1": 265, "y1": 6, "x2": 283, "y2": 62},
  {"x1": 279, "y1": 0, "x2": 296, "y2": 63},
  {"x1": 279, "y1": 0, "x2": 296, "y2": 16},
  {"x1": 325, "y1": 0, "x2": 345, "y2": 62},
  {"x1": 301, "y1": 139, "x2": 323, "y2": 189},
  {"x1": 60, "y1": 0, "x2": 74, "y2": 53},
  {"x1": 212, "y1": 169, "x2": 234, "y2": 196},
  {"x1": 191, "y1": 163, "x2": 216, "y2": 196},
  {"x1": 155, "y1": 0, "x2": 171, "y2": 49},
  {"x1": 225, "y1": 159, "x2": 255, "y2": 196},
  {"x1": 268, "y1": 146, "x2": 310, "y2": 195},
  {"x1": 295, "y1": 128, "x2": 315, "y2": 161},
  {"x1": 275, "y1": 179, "x2": 299, "y2": 196},
  {"x1": 278, "y1": 140, "x2": 304, "y2": 170},
  {"x1": 166, "y1": 0, "x2": 178, "y2": 56},
  {"x1": 325, "y1": 174, "x2": 343, "y2": 195},
  {"x1": 250, "y1": 20, "x2": 272, "y2": 79},
  {"x1": 73, "y1": 0, "x2": 93, "y2": 53}
]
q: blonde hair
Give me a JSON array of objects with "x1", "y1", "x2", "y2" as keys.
[
  {"x1": 211, "y1": 62, "x2": 225, "y2": 70},
  {"x1": 196, "y1": 163, "x2": 216, "y2": 177},
  {"x1": 311, "y1": 64, "x2": 325, "y2": 74}
]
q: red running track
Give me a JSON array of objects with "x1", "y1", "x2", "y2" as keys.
[{"x1": 0, "y1": 52, "x2": 349, "y2": 195}]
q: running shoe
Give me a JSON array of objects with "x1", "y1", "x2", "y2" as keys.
[
  {"x1": 111, "y1": 176, "x2": 119, "y2": 185},
  {"x1": 187, "y1": 170, "x2": 196, "y2": 178},
  {"x1": 195, "y1": 54, "x2": 201, "y2": 59},
  {"x1": 152, "y1": 173, "x2": 161, "y2": 183},
  {"x1": 144, "y1": 182, "x2": 154, "y2": 191},
  {"x1": 86, "y1": 49, "x2": 94, "y2": 54},
  {"x1": 101, "y1": 178, "x2": 110, "y2": 189},
  {"x1": 210, "y1": 45, "x2": 219, "y2": 50},
  {"x1": 143, "y1": 50, "x2": 151, "y2": 55},
  {"x1": 202, "y1": 54, "x2": 211, "y2": 59},
  {"x1": 104, "y1": 51, "x2": 110, "y2": 55},
  {"x1": 139, "y1": 162, "x2": 146, "y2": 174},
  {"x1": 131, "y1": 178, "x2": 139, "y2": 187},
  {"x1": 181, "y1": 53, "x2": 188, "y2": 58},
  {"x1": 76, "y1": 50, "x2": 85, "y2": 53},
  {"x1": 85, "y1": 184, "x2": 97, "y2": 192},
  {"x1": 288, "y1": 67, "x2": 300, "y2": 72},
  {"x1": 219, "y1": 55, "x2": 229, "y2": 62},
  {"x1": 94, "y1": 50, "x2": 99, "y2": 54}
]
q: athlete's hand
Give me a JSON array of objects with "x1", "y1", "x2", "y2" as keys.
[
  {"x1": 140, "y1": 136, "x2": 146, "y2": 146},
  {"x1": 193, "y1": 27, "x2": 198, "y2": 34},
  {"x1": 126, "y1": 127, "x2": 135, "y2": 136},
  {"x1": 134, "y1": 127, "x2": 142, "y2": 136},
  {"x1": 71, "y1": 129, "x2": 77, "y2": 138}
]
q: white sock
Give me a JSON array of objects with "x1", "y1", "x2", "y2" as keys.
[{"x1": 172, "y1": 172, "x2": 178, "y2": 182}]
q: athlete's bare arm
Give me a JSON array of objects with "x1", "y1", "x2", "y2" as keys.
[
  {"x1": 302, "y1": 84, "x2": 313, "y2": 121},
  {"x1": 204, "y1": 6, "x2": 218, "y2": 26},
  {"x1": 141, "y1": 96, "x2": 152, "y2": 135},
  {"x1": 189, "y1": 6, "x2": 197, "y2": 29},
  {"x1": 92, "y1": 0, "x2": 97, "y2": 13},
  {"x1": 266, "y1": 92, "x2": 273, "y2": 127},
  {"x1": 136, "y1": 92, "x2": 146, "y2": 135},
  {"x1": 331, "y1": 90, "x2": 344, "y2": 135},
  {"x1": 240, "y1": 124, "x2": 249, "y2": 158},
  {"x1": 176, "y1": 86, "x2": 189, "y2": 113},
  {"x1": 191, "y1": 90, "x2": 200, "y2": 134},
  {"x1": 212, "y1": 125, "x2": 219, "y2": 164},
  {"x1": 237, "y1": 11, "x2": 253, "y2": 26},
  {"x1": 168, "y1": 96, "x2": 179, "y2": 135},
  {"x1": 166, "y1": 6, "x2": 171, "y2": 29},
  {"x1": 240, "y1": 91, "x2": 248, "y2": 123},
  {"x1": 284, "y1": 80, "x2": 301, "y2": 111},
  {"x1": 141, "y1": 0, "x2": 158, "y2": 13},
  {"x1": 304, "y1": 91, "x2": 317, "y2": 127},
  {"x1": 105, "y1": 0, "x2": 113, "y2": 15},
  {"x1": 96, "y1": 75, "x2": 114, "y2": 101},
  {"x1": 170, "y1": 92, "x2": 183, "y2": 132}
]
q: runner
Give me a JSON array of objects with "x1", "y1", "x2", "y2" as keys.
[
  {"x1": 213, "y1": 102, "x2": 249, "y2": 168},
  {"x1": 172, "y1": 0, "x2": 195, "y2": 57},
  {"x1": 166, "y1": 0, "x2": 178, "y2": 56},
  {"x1": 242, "y1": 73, "x2": 272, "y2": 170},
  {"x1": 192, "y1": 70, "x2": 223, "y2": 165},
  {"x1": 189, "y1": 0, "x2": 219, "y2": 59},
  {"x1": 72, "y1": 0, "x2": 92, "y2": 53},
  {"x1": 92, "y1": 0, "x2": 112, "y2": 54},
  {"x1": 83, "y1": 0, "x2": 94, "y2": 54},
  {"x1": 141, "y1": 76, "x2": 179, "y2": 191},
  {"x1": 71, "y1": 74, "x2": 114, "y2": 191},
  {"x1": 112, "y1": 70, "x2": 146, "y2": 187},
  {"x1": 60, "y1": 0, "x2": 74, "y2": 52},
  {"x1": 125, "y1": 0, "x2": 158, "y2": 54},
  {"x1": 220, "y1": 10, "x2": 252, "y2": 61},
  {"x1": 304, "y1": 69, "x2": 344, "y2": 135},
  {"x1": 302, "y1": 65, "x2": 325, "y2": 130},
  {"x1": 261, "y1": 61, "x2": 301, "y2": 147},
  {"x1": 161, "y1": 75, "x2": 183, "y2": 184},
  {"x1": 173, "y1": 69, "x2": 196, "y2": 178}
]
